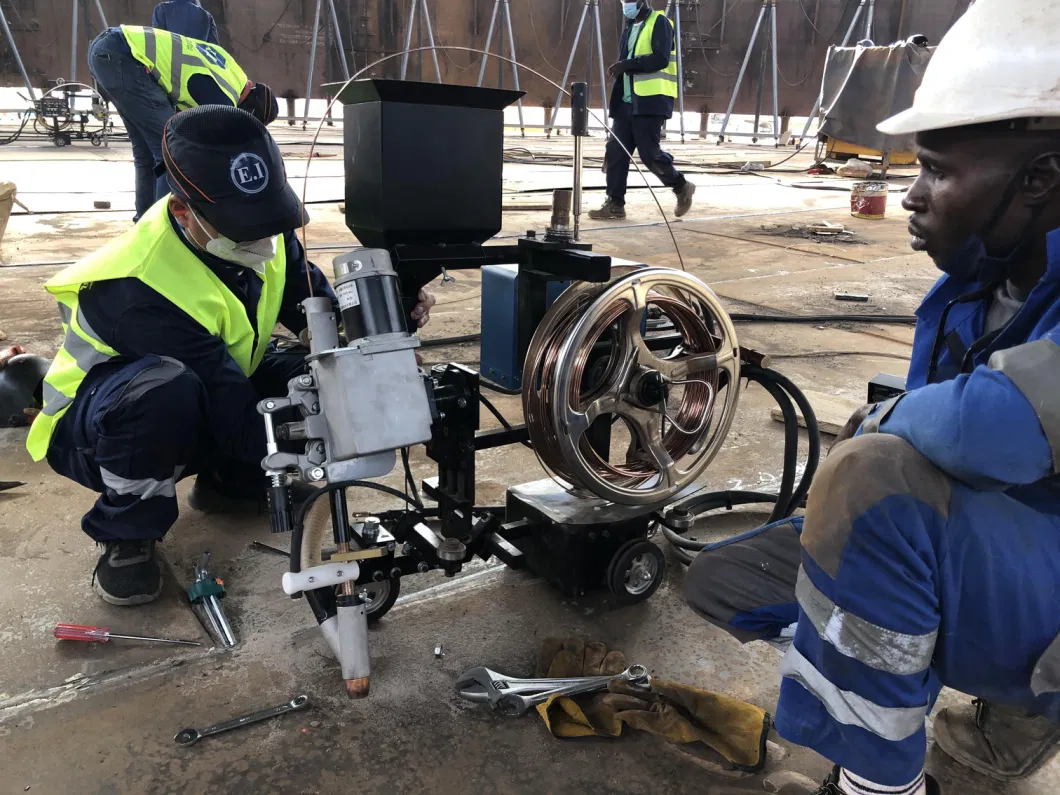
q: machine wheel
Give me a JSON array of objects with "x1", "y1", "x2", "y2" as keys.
[
  {"x1": 54, "y1": 133, "x2": 71, "y2": 147},
  {"x1": 302, "y1": 494, "x2": 400, "y2": 622},
  {"x1": 90, "y1": 132, "x2": 103, "y2": 147},
  {"x1": 606, "y1": 539, "x2": 665, "y2": 605}
]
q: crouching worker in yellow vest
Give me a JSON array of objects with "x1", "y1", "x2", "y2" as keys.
[
  {"x1": 26, "y1": 106, "x2": 436, "y2": 606},
  {"x1": 88, "y1": 24, "x2": 279, "y2": 222}
]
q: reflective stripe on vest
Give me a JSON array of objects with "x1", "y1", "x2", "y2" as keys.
[
  {"x1": 632, "y1": 11, "x2": 678, "y2": 99},
  {"x1": 25, "y1": 197, "x2": 286, "y2": 461},
  {"x1": 120, "y1": 25, "x2": 248, "y2": 110}
]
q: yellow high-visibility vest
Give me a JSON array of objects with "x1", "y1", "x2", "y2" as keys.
[
  {"x1": 632, "y1": 11, "x2": 679, "y2": 100},
  {"x1": 26, "y1": 198, "x2": 286, "y2": 461},
  {"x1": 119, "y1": 25, "x2": 249, "y2": 110}
]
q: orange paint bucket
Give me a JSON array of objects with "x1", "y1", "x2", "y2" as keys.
[{"x1": 850, "y1": 181, "x2": 888, "y2": 220}]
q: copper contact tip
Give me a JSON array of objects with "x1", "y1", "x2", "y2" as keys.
[{"x1": 345, "y1": 677, "x2": 370, "y2": 699}]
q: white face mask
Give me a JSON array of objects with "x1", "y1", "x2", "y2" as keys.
[{"x1": 188, "y1": 207, "x2": 277, "y2": 271}]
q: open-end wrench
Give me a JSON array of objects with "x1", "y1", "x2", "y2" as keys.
[
  {"x1": 493, "y1": 665, "x2": 651, "y2": 717},
  {"x1": 174, "y1": 695, "x2": 310, "y2": 746},
  {"x1": 456, "y1": 666, "x2": 629, "y2": 704}
]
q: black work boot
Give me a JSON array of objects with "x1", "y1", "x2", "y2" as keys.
[
  {"x1": 934, "y1": 698, "x2": 1060, "y2": 780},
  {"x1": 764, "y1": 767, "x2": 940, "y2": 795},
  {"x1": 674, "y1": 180, "x2": 696, "y2": 218},
  {"x1": 588, "y1": 199, "x2": 626, "y2": 221},
  {"x1": 188, "y1": 474, "x2": 318, "y2": 516},
  {"x1": 93, "y1": 539, "x2": 163, "y2": 606}
]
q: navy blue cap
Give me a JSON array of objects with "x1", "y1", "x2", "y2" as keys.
[{"x1": 161, "y1": 105, "x2": 308, "y2": 242}]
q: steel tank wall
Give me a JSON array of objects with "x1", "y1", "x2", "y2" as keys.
[{"x1": 2, "y1": 0, "x2": 971, "y2": 116}]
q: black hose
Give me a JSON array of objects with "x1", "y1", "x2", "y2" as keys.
[
  {"x1": 479, "y1": 393, "x2": 532, "y2": 447},
  {"x1": 661, "y1": 365, "x2": 820, "y2": 565},
  {"x1": 401, "y1": 447, "x2": 424, "y2": 509}
]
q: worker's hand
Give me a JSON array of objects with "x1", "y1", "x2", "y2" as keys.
[
  {"x1": 410, "y1": 287, "x2": 436, "y2": 329},
  {"x1": 830, "y1": 403, "x2": 874, "y2": 452},
  {"x1": 608, "y1": 62, "x2": 628, "y2": 79},
  {"x1": 0, "y1": 345, "x2": 26, "y2": 369}
]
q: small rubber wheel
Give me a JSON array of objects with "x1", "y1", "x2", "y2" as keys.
[
  {"x1": 90, "y1": 132, "x2": 102, "y2": 147},
  {"x1": 606, "y1": 539, "x2": 665, "y2": 605},
  {"x1": 55, "y1": 133, "x2": 71, "y2": 147},
  {"x1": 302, "y1": 494, "x2": 400, "y2": 622}
]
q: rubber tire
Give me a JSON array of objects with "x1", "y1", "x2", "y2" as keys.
[
  {"x1": 302, "y1": 495, "x2": 400, "y2": 622},
  {"x1": 606, "y1": 539, "x2": 665, "y2": 605}
]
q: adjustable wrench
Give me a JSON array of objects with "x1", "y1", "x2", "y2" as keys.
[
  {"x1": 457, "y1": 665, "x2": 650, "y2": 715},
  {"x1": 174, "y1": 695, "x2": 310, "y2": 746}
]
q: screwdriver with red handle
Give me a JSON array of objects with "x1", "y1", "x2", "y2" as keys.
[{"x1": 53, "y1": 623, "x2": 202, "y2": 647}]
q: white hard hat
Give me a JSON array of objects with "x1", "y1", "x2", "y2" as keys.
[{"x1": 878, "y1": 0, "x2": 1060, "y2": 135}]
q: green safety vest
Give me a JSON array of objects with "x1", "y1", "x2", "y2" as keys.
[
  {"x1": 632, "y1": 11, "x2": 678, "y2": 99},
  {"x1": 25, "y1": 198, "x2": 286, "y2": 461},
  {"x1": 119, "y1": 25, "x2": 249, "y2": 110}
]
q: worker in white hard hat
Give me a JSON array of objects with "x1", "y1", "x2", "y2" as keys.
[{"x1": 682, "y1": 1, "x2": 1060, "y2": 791}]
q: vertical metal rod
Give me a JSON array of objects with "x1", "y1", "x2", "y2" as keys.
[
  {"x1": 547, "y1": 0, "x2": 590, "y2": 136},
  {"x1": 477, "y1": 0, "x2": 500, "y2": 86},
  {"x1": 675, "y1": 0, "x2": 686, "y2": 142},
  {"x1": 416, "y1": 0, "x2": 423, "y2": 82},
  {"x1": 400, "y1": 0, "x2": 417, "y2": 79},
  {"x1": 330, "y1": 488, "x2": 353, "y2": 546},
  {"x1": 896, "y1": 0, "x2": 908, "y2": 40},
  {"x1": 70, "y1": 0, "x2": 79, "y2": 83},
  {"x1": 864, "y1": 0, "x2": 874, "y2": 41},
  {"x1": 0, "y1": 4, "x2": 37, "y2": 101},
  {"x1": 573, "y1": 134, "x2": 583, "y2": 239},
  {"x1": 92, "y1": 0, "x2": 107, "y2": 28},
  {"x1": 718, "y1": 0, "x2": 767, "y2": 142},
  {"x1": 421, "y1": 0, "x2": 442, "y2": 83},
  {"x1": 751, "y1": 36, "x2": 767, "y2": 142},
  {"x1": 769, "y1": 0, "x2": 779, "y2": 146},
  {"x1": 798, "y1": 0, "x2": 867, "y2": 141},
  {"x1": 810, "y1": 0, "x2": 821, "y2": 45},
  {"x1": 303, "y1": 0, "x2": 323, "y2": 129},
  {"x1": 501, "y1": 0, "x2": 525, "y2": 135},
  {"x1": 328, "y1": 0, "x2": 350, "y2": 79},
  {"x1": 585, "y1": 2, "x2": 595, "y2": 89},
  {"x1": 719, "y1": 0, "x2": 728, "y2": 46},
  {"x1": 592, "y1": 0, "x2": 608, "y2": 130}
]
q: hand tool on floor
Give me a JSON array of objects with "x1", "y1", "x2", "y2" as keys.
[
  {"x1": 53, "y1": 623, "x2": 202, "y2": 646},
  {"x1": 456, "y1": 664, "x2": 650, "y2": 716},
  {"x1": 187, "y1": 552, "x2": 237, "y2": 648},
  {"x1": 174, "y1": 695, "x2": 310, "y2": 747},
  {"x1": 0, "y1": 481, "x2": 24, "y2": 491}
]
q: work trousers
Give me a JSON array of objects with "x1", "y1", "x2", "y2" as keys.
[
  {"x1": 88, "y1": 29, "x2": 174, "y2": 220},
  {"x1": 684, "y1": 434, "x2": 1060, "y2": 785},
  {"x1": 46, "y1": 350, "x2": 307, "y2": 542},
  {"x1": 605, "y1": 101, "x2": 686, "y2": 206}
]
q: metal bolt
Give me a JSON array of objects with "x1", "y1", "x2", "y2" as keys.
[
  {"x1": 387, "y1": 542, "x2": 397, "y2": 553},
  {"x1": 588, "y1": 531, "x2": 597, "y2": 540},
  {"x1": 602, "y1": 529, "x2": 611, "y2": 538},
  {"x1": 309, "y1": 467, "x2": 325, "y2": 482},
  {"x1": 298, "y1": 375, "x2": 313, "y2": 388},
  {"x1": 311, "y1": 402, "x2": 320, "y2": 414},
  {"x1": 457, "y1": 397, "x2": 468, "y2": 409},
  {"x1": 390, "y1": 567, "x2": 402, "y2": 579},
  {"x1": 265, "y1": 401, "x2": 276, "y2": 410},
  {"x1": 418, "y1": 562, "x2": 430, "y2": 573},
  {"x1": 372, "y1": 571, "x2": 385, "y2": 582},
  {"x1": 402, "y1": 542, "x2": 413, "y2": 556},
  {"x1": 336, "y1": 570, "x2": 343, "y2": 577},
  {"x1": 308, "y1": 576, "x2": 316, "y2": 583}
]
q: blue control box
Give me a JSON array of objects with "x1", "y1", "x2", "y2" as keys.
[{"x1": 480, "y1": 264, "x2": 569, "y2": 391}]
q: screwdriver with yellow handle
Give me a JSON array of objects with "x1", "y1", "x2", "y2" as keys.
[{"x1": 53, "y1": 623, "x2": 202, "y2": 647}]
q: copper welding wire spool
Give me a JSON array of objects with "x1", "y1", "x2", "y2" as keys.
[{"x1": 522, "y1": 268, "x2": 741, "y2": 506}]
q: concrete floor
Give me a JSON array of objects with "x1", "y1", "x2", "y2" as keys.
[{"x1": 0, "y1": 129, "x2": 1056, "y2": 794}]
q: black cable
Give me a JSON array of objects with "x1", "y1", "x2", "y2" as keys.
[
  {"x1": 0, "y1": 116, "x2": 29, "y2": 146},
  {"x1": 660, "y1": 365, "x2": 820, "y2": 565},
  {"x1": 421, "y1": 333, "x2": 482, "y2": 348},
  {"x1": 401, "y1": 447, "x2": 423, "y2": 509},
  {"x1": 289, "y1": 479, "x2": 420, "y2": 577},
  {"x1": 478, "y1": 393, "x2": 532, "y2": 448}
]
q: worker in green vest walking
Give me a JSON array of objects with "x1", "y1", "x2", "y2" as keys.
[
  {"x1": 589, "y1": 0, "x2": 695, "y2": 221},
  {"x1": 88, "y1": 25, "x2": 278, "y2": 222},
  {"x1": 24, "y1": 105, "x2": 436, "y2": 605}
]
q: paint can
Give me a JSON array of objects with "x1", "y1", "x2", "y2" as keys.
[{"x1": 850, "y1": 181, "x2": 888, "y2": 220}]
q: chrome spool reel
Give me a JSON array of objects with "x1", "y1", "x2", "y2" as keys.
[{"x1": 523, "y1": 267, "x2": 741, "y2": 507}]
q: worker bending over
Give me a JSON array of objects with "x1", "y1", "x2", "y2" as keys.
[
  {"x1": 152, "y1": 0, "x2": 218, "y2": 43},
  {"x1": 25, "y1": 106, "x2": 435, "y2": 607},
  {"x1": 589, "y1": 0, "x2": 695, "y2": 222},
  {"x1": 88, "y1": 25, "x2": 277, "y2": 221},
  {"x1": 684, "y1": 1, "x2": 1060, "y2": 791}
]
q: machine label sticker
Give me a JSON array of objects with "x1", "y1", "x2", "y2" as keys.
[
  {"x1": 230, "y1": 153, "x2": 269, "y2": 195},
  {"x1": 336, "y1": 280, "x2": 361, "y2": 310}
]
